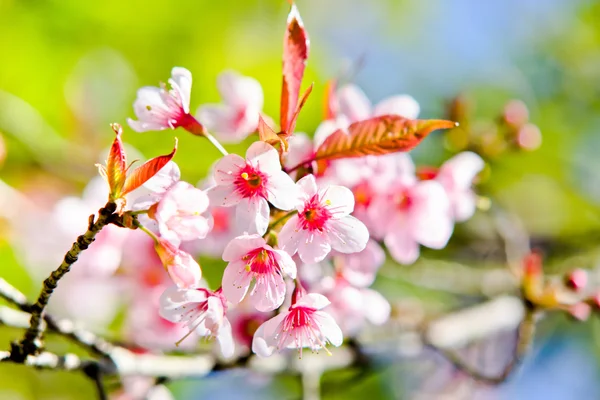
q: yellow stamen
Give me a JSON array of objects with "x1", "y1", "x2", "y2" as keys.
[
  {"x1": 245, "y1": 264, "x2": 251, "y2": 272},
  {"x1": 325, "y1": 199, "x2": 332, "y2": 206},
  {"x1": 241, "y1": 172, "x2": 249, "y2": 180}
]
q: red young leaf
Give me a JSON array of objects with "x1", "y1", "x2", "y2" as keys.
[
  {"x1": 105, "y1": 123, "x2": 127, "y2": 198},
  {"x1": 323, "y1": 79, "x2": 337, "y2": 120},
  {"x1": 258, "y1": 114, "x2": 280, "y2": 145},
  {"x1": 285, "y1": 83, "x2": 313, "y2": 139},
  {"x1": 280, "y1": 3, "x2": 309, "y2": 133},
  {"x1": 314, "y1": 115, "x2": 456, "y2": 173},
  {"x1": 122, "y1": 138, "x2": 178, "y2": 195}
]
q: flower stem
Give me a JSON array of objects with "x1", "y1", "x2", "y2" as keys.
[
  {"x1": 266, "y1": 210, "x2": 298, "y2": 233},
  {"x1": 11, "y1": 201, "x2": 117, "y2": 362},
  {"x1": 133, "y1": 220, "x2": 160, "y2": 244},
  {"x1": 204, "y1": 130, "x2": 229, "y2": 156},
  {"x1": 182, "y1": 115, "x2": 228, "y2": 156}
]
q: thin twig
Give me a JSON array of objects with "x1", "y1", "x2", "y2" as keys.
[{"x1": 11, "y1": 201, "x2": 117, "y2": 362}]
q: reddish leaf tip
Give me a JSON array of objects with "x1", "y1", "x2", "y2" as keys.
[
  {"x1": 287, "y1": 3, "x2": 303, "y2": 26},
  {"x1": 110, "y1": 122, "x2": 123, "y2": 137}
]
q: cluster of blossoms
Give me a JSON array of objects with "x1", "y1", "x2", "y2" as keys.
[{"x1": 15, "y1": 4, "x2": 486, "y2": 365}]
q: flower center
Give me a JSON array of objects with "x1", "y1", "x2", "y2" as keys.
[
  {"x1": 393, "y1": 190, "x2": 413, "y2": 211},
  {"x1": 211, "y1": 207, "x2": 230, "y2": 233},
  {"x1": 353, "y1": 181, "x2": 373, "y2": 207},
  {"x1": 416, "y1": 166, "x2": 439, "y2": 181},
  {"x1": 234, "y1": 164, "x2": 268, "y2": 198},
  {"x1": 299, "y1": 195, "x2": 332, "y2": 231},
  {"x1": 242, "y1": 248, "x2": 277, "y2": 275}
]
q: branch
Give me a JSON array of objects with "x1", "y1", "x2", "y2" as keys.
[{"x1": 10, "y1": 201, "x2": 117, "y2": 362}]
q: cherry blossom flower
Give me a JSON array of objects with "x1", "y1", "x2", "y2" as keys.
[
  {"x1": 159, "y1": 286, "x2": 234, "y2": 358},
  {"x1": 252, "y1": 292, "x2": 343, "y2": 357},
  {"x1": 154, "y1": 181, "x2": 211, "y2": 246},
  {"x1": 226, "y1": 297, "x2": 271, "y2": 356},
  {"x1": 221, "y1": 234, "x2": 296, "y2": 312},
  {"x1": 197, "y1": 70, "x2": 264, "y2": 143},
  {"x1": 155, "y1": 238, "x2": 202, "y2": 288},
  {"x1": 317, "y1": 276, "x2": 390, "y2": 336},
  {"x1": 335, "y1": 239, "x2": 385, "y2": 287},
  {"x1": 128, "y1": 67, "x2": 196, "y2": 133},
  {"x1": 433, "y1": 152, "x2": 484, "y2": 222},
  {"x1": 369, "y1": 157, "x2": 453, "y2": 265},
  {"x1": 208, "y1": 141, "x2": 299, "y2": 235},
  {"x1": 185, "y1": 205, "x2": 237, "y2": 259},
  {"x1": 278, "y1": 174, "x2": 369, "y2": 264}
]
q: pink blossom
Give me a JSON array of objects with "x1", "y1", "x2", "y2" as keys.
[
  {"x1": 336, "y1": 239, "x2": 385, "y2": 287},
  {"x1": 370, "y1": 157, "x2": 453, "y2": 264},
  {"x1": 252, "y1": 292, "x2": 343, "y2": 357},
  {"x1": 208, "y1": 141, "x2": 299, "y2": 235},
  {"x1": 128, "y1": 67, "x2": 195, "y2": 132},
  {"x1": 317, "y1": 276, "x2": 390, "y2": 336},
  {"x1": 155, "y1": 238, "x2": 202, "y2": 288},
  {"x1": 221, "y1": 234, "x2": 296, "y2": 312},
  {"x1": 159, "y1": 286, "x2": 234, "y2": 358},
  {"x1": 226, "y1": 297, "x2": 271, "y2": 356},
  {"x1": 278, "y1": 174, "x2": 369, "y2": 263},
  {"x1": 197, "y1": 70, "x2": 264, "y2": 143},
  {"x1": 185, "y1": 205, "x2": 237, "y2": 258},
  {"x1": 154, "y1": 181, "x2": 211, "y2": 246},
  {"x1": 433, "y1": 152, "x2": 484, "y2": 222}
]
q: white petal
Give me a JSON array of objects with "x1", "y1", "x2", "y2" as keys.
[
  {"x1": 252, "y1": 313, "x2": 286, "y2": 357},
  {"x1": 298, "y1": 232, "x2": 332, "y2": 264},
  {"x1": 213, "y1": 154, "x2": 246, "y2": 185},
  {"x1": 143, "y1": 161, "x2": 181, "y2": 193},
  {"x1": 196, "y1": 104, "x2": 236, "y2": 134},
  {"x1": 314, "y1": 311, "x2": 343, "y2": 347},
  {"x1": 327, "y1": 216, "x2": 369, "y2": 254},
  {"x1": 216, "y1": 318, "x2": 235, "y2": 358},
  {"x1": 221, "y1": 261, "x2": 251, "y2": 304},
  {"x1": 296, "y1": 174, "x2": 318, "y2": 197},
  {"x1": 297, "y1": 293, "x2": 331, "y2": 310},
  {"x1": 169, "y1": 67, "x2": 192, "y2": 113},
  {"x1": 321, "y1": 185, "x2": 355, "y2": 217},
  {"x1": 411, "y1": 181, "x2": 453, "y2": 249},
  {"x1": 438, "y1": 151, "x2": 484, "y2": 190},
  {"x1": 373, "y1": 95, "x2": 420, "y2": 119},
  {"x1": 313, "y1": 116, "x2": 350, "y2": 148},
  {"x1": 246, "y1": 141, "x2": 281, "y2": 174},
  {"x1": 453, "y1": 191, "x2": 478, "y2": 222},
  {"x1": 273, "y1": 249, "x2": 297, "y2": 279},
  {"x1": 222, "y1": 234, "x2": 265, "y2": 261},
  {"x1": 236, "y1": 197, "x2": 269, "y2": 235},
  {"x1": 362, "y1": 289, "x2": 391, "y2": 326},
  {"x1": 384, "y1": 228, "x2": 420, "y2": 265},
  {"x1": 267, "y1": 171, "x2": 300, "y2": 211},
  {"x1": 337, "y1": 84, "x2": 372, "y2": 122},
  {"x1": 277, "y1": 215, "x2": 302, "y2": 256},
  {"x1": 207, "y1": 185, "x2": 243, "y2": 207}
]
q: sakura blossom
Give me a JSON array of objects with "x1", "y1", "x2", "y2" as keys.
[
  {"x1": 159, "y1": 286, "x2": 234, "y2": 358},
  {"x1": 278, "y1": 174, "x2": 369, "y2": 264},
  {"x1": 335, "y1": 239, "x2": 386, "y2": 288},
  {"x1": 128, "y1": 67, "x2": 195, "y2": 133},
  {"x1": 221, "y1": 234, "x2": 296, "y2": 312},
  {"x1": 197, "y1": 70, "x2": 264, "y2": 143},
  {"x1": 252, "y1": 292, "x2": 343, "y2": 357},
  {"x1": 154, "y1": 181, "x2": 211, "y2": 246},
  {"x1": 154, "y1": 238, "x2": 202, "y2": 289},
  {"x1": 432, "y1": 151, "x2": 485, "y2": 222},
  {"x1": 208, "y1": 141, "x2": 299, "y2": 235},
  {"x1": 369, "y1": 156, "x2": 454, "y2": 265}
]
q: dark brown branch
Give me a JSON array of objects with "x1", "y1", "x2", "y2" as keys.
[{"x1": 10, "y1": 201, "x2": 117, "y2": 362}]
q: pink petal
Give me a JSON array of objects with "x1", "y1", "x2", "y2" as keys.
[
  {"x1": 296, "y1": 174, "x2": 318, "y2": 197},
  {"x1": 252, "y1": 313, "x2": 286, "y2": 357},
  {"x1": 277, "y1": 215, "x2": 302, "y2": 256},
  {"x1": 337, "y1": 84, "x2": 371, "y2": 122},
  {"x1": 373, "y1": 95, "x2": 420, "y2": 119},
  {"x1": 266, "y1": 171, "x2": 299, "y2": 211},
  {"x1": 296, "y1": 293, "x2": 331, "y2": 310},
  {"x1": 213, "y1": 154, "x2": 246, "y2": 185},
  {"x1": 217, "y1": 70, "x2": 264, "y2": 109},
  {"x1": 273, "y1": 249, "x2": 297, "y2": 279},
  {"x1": 196, "y1": 104, "x2": 237, "y2": 134},
  {"x1": 207, "y1": 184, "x2": 243, "y2": 207},
  {"x1": 169, "y1": 67, "x2": 192, "y2": 113},
  {"x1": 235, "y1": 197, "x2": 269, "y2": 235},
  {"x1": 314, "y1": 311, "x2": 343, "y2": 347},
  {"x1": 246, "y1": 141, "x2": 281, "y2": 174},
  {"x1": 313, "y1": 116, "x2": 350, "y2": 148},
  {"x1": 384, "y1": 227, "x2": 420, "y2": 265},
  {"x1": 216, "y1": 317, "x2": 235, "y2": 358},
  {"x1": 321, "y1": 185, "x2": 355, "y2": 217},
  {"x1": 453, "y1": 191, "x2": 478, "y2": 222},
  {"x1": 411, "y1": 181, "x2": 453, "y2": 249},
  {"x1": 250, "y1": 271, "x2": 286, "y2": 312},
  {"x1": 143, "y1": 161, "x2": 181, "y2": 194},
  {"x1": 362, "y1": 289, "x2": 390, "y2": 325},
  {"x1": 438, "y1": 151, "x2": 484, "y2": 190},
  {"x1": 340, "y1": 239, "x2": 385, "y2": 287},
  {"x1": 222, "y1": 234, "x2": 266, "y2": 261},
  {"x1": 222, "y1": 260, "x2": 251, "y2": 304},
  {"x1": 159, "y1": 285, "x2": 207, "y2": 322},
  {"x1": 297, "y1": 232, "x2": 332, "y2": 263},
  {"x1": 284, "y1": 133, "x2": 314, "y2": 172},
  {"x1": 327, "y1": 216, "x2": 369, "y2": 254}
]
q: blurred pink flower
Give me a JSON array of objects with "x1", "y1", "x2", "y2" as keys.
[
  {"x1": 278, "y1": 174, "x2": 369, "y2": 263},
  {"x1": 208, "y1": 141, "x2": 298, "y2": 235},
  {"x1": 252, "y1": 292, "x2": 342, "y2": 357},
  {"x1": 227, "y1": 297, "x2": 271, "y2": 356},
  {"x1": 154, "y1": 181, "x2": 211, "y2": 246},
  {"x1": 155, "y1": 238, "x2": 202, "y2": 288},
  {"x1": 318, "y1": 276, "x2": 390, "y2": 336},
  {"x1": 370, "y1": 157, "x2": 453, "y2": 264},
  {"x1": 336, "y1": 239, "x2": 385, "y2": 287},
  {"x1": 433, "y1": 151, "x2": 484, "y2": 222},
  {"x1": 128, "y1": 67, "x2": 195, "y2": 132},
  {"x1": 159, "y1": 286, "x2": 234, "y2": 358},
  {"x1": 221, "y1": 234, "x2": 296, "y2": 312},
  {"x1": 197, "y1": 70, "x2": 264, "y2": 143}
]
